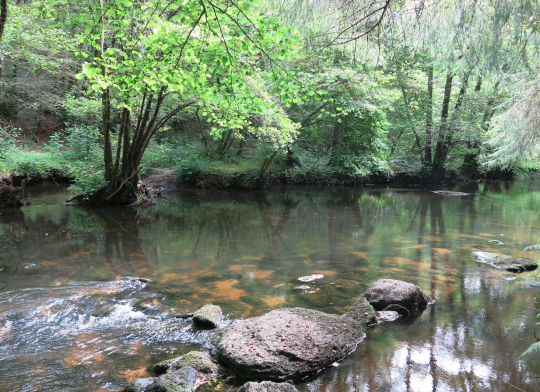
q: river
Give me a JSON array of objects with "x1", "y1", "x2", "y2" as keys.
[{"x1": 1, "y1": 180, "x2": 539, "y2": 391}]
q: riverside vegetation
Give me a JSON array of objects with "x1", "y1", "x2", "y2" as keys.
[
  {"x1": 0, "y1": 0, "x2": 540, "y2": 204},
  {"x1": 2, "y1": 0, "x2": 540, "y2": 390}
]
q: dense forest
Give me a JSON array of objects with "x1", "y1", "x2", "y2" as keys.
[{"x1": 0, "y1": 0, "x2": 539, "y2": 205}]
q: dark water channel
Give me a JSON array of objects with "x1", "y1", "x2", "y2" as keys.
[{"x1": 1, "y1": 180, "x2": 540, "y2": 391}]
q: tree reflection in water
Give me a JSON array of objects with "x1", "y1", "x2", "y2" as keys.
[{"x1": 0, "y1": 181, "x2": 539, "y2": 391}]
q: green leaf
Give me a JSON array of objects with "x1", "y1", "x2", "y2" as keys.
[{"x1": 521, "y1": 342, "x2": 540, "y2": 359}]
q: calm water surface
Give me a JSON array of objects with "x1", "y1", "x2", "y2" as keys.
[{"x1": 1, "y1": 180, "x2": 540, "y2": 391}]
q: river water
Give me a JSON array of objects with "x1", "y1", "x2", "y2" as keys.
[{"x1": 1, "y1": 180, "x2": 540, "y2": 391}]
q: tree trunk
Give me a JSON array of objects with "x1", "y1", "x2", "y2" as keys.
[
  {"x1": 0, "y1": 0, "x2": 7, "y2": 43},
  {"x1": 430, "y1": 72, "x2": 470, "y2": 183},
  {"x1": 285, "y1": 147, "x2": 302, "y2": 167},
  {"x1": 424, "y1": 65, "x2": 434, "y2": 165},
  {"x1": 327, "y1": 125, "x2": 343, "y2": 166},
  {"x1": 460, "y1": 141, "x2": 480, "y2": 178},
  {"x1": 430, "y1": 73, "x2": 453, "y2": 183},
  {"x1": 458, "y1": 77, "x2": 483, "y2": 178}
]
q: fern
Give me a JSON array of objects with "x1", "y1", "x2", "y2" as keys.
[
  {"x1": 523, "y1": 244, "x2": 540, "y2": 252},
  {"x1": 521, "y1": 342, "x2": 540, "y2": 359}
]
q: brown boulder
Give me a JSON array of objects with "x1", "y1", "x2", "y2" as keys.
[{"x1": 365, "y1": 279, "x2": 433, "y2": 316}]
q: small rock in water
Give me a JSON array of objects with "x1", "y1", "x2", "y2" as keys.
[
  {"x1": 376, "y1": 311, "x2": 401, "y2": 322},
  {"x1": 297, "y1": 274, "x2": 324, "y2": 282},
  {"x1": 193, "y1": 304, "x2": 222, "y2": 329},
  {"x1": 431, "y1": 191, "x2": 470, "y2": 196},
  {"x1": 168, "y1": 310, "x2": 194, "y2": 319},
  {"x1": 121, "y1": 377, "x2": 155, "y2": 392},
  {"x1": 238, "y1": 381, "x2": 299, "y2": 392},
  {"x1": 365, "y1": 279, "x2": 434, "y2": 316},
  {"x1": 489, "y1": 240, "x2": 504, "y2": 245},
  {"x1": 472, "y1": 251, "x2": 538, "y2": 273},
  {"x1": 133, "y1": 277, "x2": 151, "y2": 283},
  {"x1": 154, "y1": 351, "x2": 225, "y2": 378},
  {"x1": 146, "y1": 366, "x2": 197, "y2": 392}
]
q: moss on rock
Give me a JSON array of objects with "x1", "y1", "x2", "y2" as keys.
[
  {"x1": 193, "y1": 304, "x2": 222, "y2": 328},
  {"x1": 342, "y1": 297, "x2": 378, "y2": 326},
  {"x1": 145, "y1": 367, "x2": 196, "y2": 392},
  {"x1": 154, "y1": 351, "x2": 225, "y2": 378},
  {"x1": 472, "y1": 251, "x2": 538, "y2": 273}
]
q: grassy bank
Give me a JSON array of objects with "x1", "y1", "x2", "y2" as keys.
[{"x1": 1, "y1": 131, "x2": 524, "y2": 195}]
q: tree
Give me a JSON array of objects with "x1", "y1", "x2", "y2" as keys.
[
  {"x1": 384, "y1": 0, "x2": 540, "y2": 182},
  {"x1": 39, "y1": 0, "x2": 303, "y2": 204}
]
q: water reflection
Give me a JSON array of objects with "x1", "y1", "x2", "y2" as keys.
[{"x1": 0, "y1": 182, "x2": 539, "y2": 391}]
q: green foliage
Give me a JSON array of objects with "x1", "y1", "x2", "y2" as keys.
[
  {"x1": 0, "y1": 124, "x2": 20, "y2": 160},
  {"x1": 64, "y1": 125, "x2": 101, "y2": 160},
  {"x1": 69, "y1": 170, "x2": 108, "y2": 196},
  {"x1": 328, "y1": 104, "x2": 388, "y2": 176}
]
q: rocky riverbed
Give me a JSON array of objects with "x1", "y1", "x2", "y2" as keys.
[{"x1": 122, "y1": 279, "x2": 433, "y2": 391}]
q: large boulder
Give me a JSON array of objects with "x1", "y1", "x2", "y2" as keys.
[
  {"x1": 238, "y1": 381, "x2": 298, "y2": 392},
  {"x1": 145, "y1": 367, "x2": 196, "y2": 392},
  {"x1": 154, "y1": 351, "x2": 225, "y2": 379},
  {"x1": 193, "y1": 304, "x2": 222, "y2": 328},
  {"x1": 214, "y1": 307, "x2": 365, "y2": 382},
  {"x1": 365, "y1": 279, "x2": 433, "y2": 316},
  {"x1": 342, "y1": 297, "x2": 378, "y2": 326},
  {"x1": 472, "y1": 251, "x2": 538, "y2": 273}
]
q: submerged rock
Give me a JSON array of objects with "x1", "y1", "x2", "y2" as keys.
[
  {"x1": 193, "y1": 304, "x2": 222, "y2": 328},
  {"x1": 214, "y1": 307, "x2": 365, "y2": 381},
  {"x1": 342, "y1": 297, "x2": 378, "y2": 326},
  {"x1": 121, "y1": 378, "x2": 155, "y2": 392},
  {"x1": 238, "y1": 381, "x2": 299, "y2": 392},
  {"x1": 376, "y1": 311, "x2": 401, "y2": 322},
  {"x1": 488, "y1": 240, "x2": 504, "y2": 245},
  {"x1": 167, "y1": 310, "x2": 194, "y2": 319},
  {"x1": 133, "y1": 298, "x2": 171, "y2": 315},
  {"x1": 431, "y1": 191, "x2": 470, "y2": 196},
  {"x1": 146, "y1": 367, "x2": 197, "y2": 392},
  {"x1": 297, "y1": 274, "x2": 324, "y2": 282},
  {"x1": 365, "y1": 279, "x2": 433, "y2": 316},
  {"x1": 472, "y1": 251, "x2": 537, "y2": 273},
  {"x1": 154, "y1": 351, "x2": 225, "y2": 378}
]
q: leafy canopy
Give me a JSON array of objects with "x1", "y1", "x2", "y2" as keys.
[{"x1": 50, "y1": 0, "x2": 314, "y2": 147}]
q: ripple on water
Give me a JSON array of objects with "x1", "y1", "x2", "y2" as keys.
[{"x1": 0, "y1": 278, "x2": 227, "y2": 391}]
